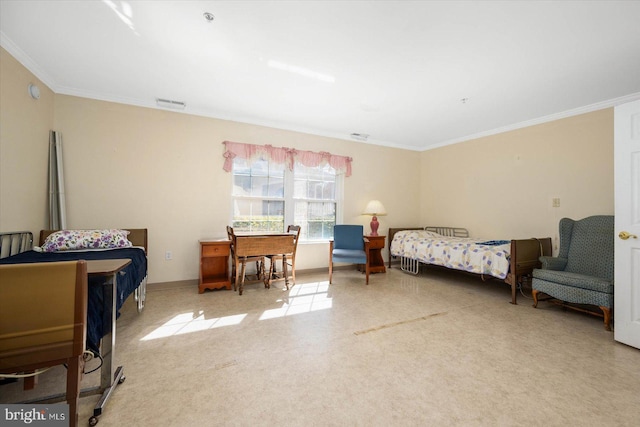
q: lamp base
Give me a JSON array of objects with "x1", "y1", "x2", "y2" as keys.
[{"x1": 369, "y1": 216, "x2": 379, "y2": 236}]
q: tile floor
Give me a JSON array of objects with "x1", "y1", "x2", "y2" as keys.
[{"x1": 2, "y1": 267, "x2": 639, "y2": 426}]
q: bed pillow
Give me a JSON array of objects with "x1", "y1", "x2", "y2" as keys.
[{"x1": 38, "y1": 229, "x2": 133, "y2": 252}]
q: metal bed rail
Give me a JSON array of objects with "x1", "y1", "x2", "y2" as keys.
[
  {"x1": 400, "y1": 256, "x2": 420, "y2": 275},
  {"x1": 425, "y1": 227, "x2": 469, "y2": 238},
  {"x1": 0, "y1": 231, "x2": 33, "y2": 259}
]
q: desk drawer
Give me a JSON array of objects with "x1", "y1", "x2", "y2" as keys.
[{"x1": 202, "y1": 243, "x2": 230, "y2": 257}]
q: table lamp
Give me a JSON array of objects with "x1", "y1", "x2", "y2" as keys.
[{"x1": 363, "y1": 200, "x2": 387, "y2": 236}]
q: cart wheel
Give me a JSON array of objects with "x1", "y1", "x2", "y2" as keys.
[
  {"x1": 118, "y1": 375, "x2": 126, "y2": 384},
  {"x1": 89, "y1": 416, "x2": 99, "y2": 426}
]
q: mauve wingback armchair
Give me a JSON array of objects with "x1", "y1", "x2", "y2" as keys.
[{"x1": 532, "y1": 215, "x2": 615, "y2": 330}]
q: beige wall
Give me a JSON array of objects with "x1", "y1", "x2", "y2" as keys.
[
  {"x1": 0, "y1": 48, "x2": 54, "y2": 233},
  {"x1": 0, "y1": 48, "x2": 421, "y2": 283},
  {"x1": 1, "y1": 47, "x2": 615, "y2": 282},
  {"x1": 50, "y1": 96, "x2": 420, "y2": 282},
  {"x1": 420, "y1": 109, "x2": 614, "y2": 251}
]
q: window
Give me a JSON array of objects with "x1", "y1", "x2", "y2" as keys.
[
  {"x1": 292, "y1": 162, "x2": 339, "y2": 240},
  {"x1": 232, "y1": 157, "x2": 285, "y2": 233},
  {"x1": 231, "y1": 157, "x2": 342, "y2": 240}
]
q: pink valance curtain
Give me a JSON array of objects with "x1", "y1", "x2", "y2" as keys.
[{"x1": 222, "y1": 141, "x2": 352, "y2": 177}]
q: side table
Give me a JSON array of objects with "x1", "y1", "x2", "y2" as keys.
[
  {"x1": 199, "y1": 239, "x2": 231, "y2": 293},
  {"x1": 366, "y1": 235, "x2": 386, "y2": 274}
]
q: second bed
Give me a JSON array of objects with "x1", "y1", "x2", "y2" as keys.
[{"x1": 388, "y1": 227, "x2": 551, "y2": 304}]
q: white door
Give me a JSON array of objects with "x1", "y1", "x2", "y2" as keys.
[{"x1": 614, "y1": 99, "x2": 640, "y2": 349}]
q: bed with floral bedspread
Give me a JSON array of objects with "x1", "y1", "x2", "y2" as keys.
[
  {"x1": 388, "y1": 227, "x2": 552, "y2": 304},
  {"x1": 390, "y1": 229, "x2": 512, "y2": 279}
]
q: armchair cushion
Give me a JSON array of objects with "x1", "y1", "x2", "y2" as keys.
[
  {"x1": 332, "y1": 248, "x2": 367, "y2": 264},
  {"x1": 533, "y1": 268, "x2": 613, "y2": 294}
]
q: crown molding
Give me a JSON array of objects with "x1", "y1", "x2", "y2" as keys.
[
  {"x1": 424, "y1": 92, "x2": 640, "y2": 151},
  {"x1": 0, "y1": 31, "x2": 58, "y2": 91},
  {"x1": 3, "y1": 30, "x2": 638, "y2": 153}
]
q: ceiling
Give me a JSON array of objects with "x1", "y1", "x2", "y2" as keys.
[{"x1": 2, "y1": 1, "x2": 640, "y2": 151}]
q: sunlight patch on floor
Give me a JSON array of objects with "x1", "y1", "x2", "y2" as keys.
[
  {"x1": 259, "y1": 280, "x2": 332, "y2": 320},
  {"x1": 140, "y1": 312, "x2": 247, "y2": 341}
]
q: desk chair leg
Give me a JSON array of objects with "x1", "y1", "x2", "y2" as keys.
[
  {"x1": 266, "y1": 258, "x2": 275, "y2": 288},
  {"x1": 233, "y1": 261, "x2": 240, "y2": 292},
  {"x1": 231, "y1": 265, "x2": 237, "y2": 291},
  {"x1": 283, "y1": 255, "x2": 290, "y2": 290},
  {"x1": 260, "y1": 259, "x2": 268, "y2": 288},
  {"x1": 264, "y1": 266, "x2": 271, "y2": 289},
  {"x1": 239, "y1": 261, "x2": 247, "y2": 295},
  {"x1": 267, "y1": 256, "x2": 292, "y2": 290},
  {"x1": 67, "y1": 354, "x2": 83, "y2": 427}
]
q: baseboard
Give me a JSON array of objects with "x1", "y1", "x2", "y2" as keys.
[
  {"x1": 295, "y1": 265, "x2": 356, "y2": 275},
  {"x1": 147, "y1": 265, "x2": 362, "y2": 290},
  {"x1": 147, "y1": 279, "x2": 197, "y2": 291}
]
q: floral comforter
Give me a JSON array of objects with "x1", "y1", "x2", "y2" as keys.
[{"x1": 390, "y1": 230, "x2": 511, "y2": 279}]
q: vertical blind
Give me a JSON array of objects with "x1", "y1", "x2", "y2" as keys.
[{"x1": 48, "y1": 130, "x2": 67, "y2": 230}]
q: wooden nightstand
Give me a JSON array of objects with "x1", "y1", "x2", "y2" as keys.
[
  {"x1": 366, "y1": 235, "x2": 386, "y2": 274},
  {"x1": 199, "y1": 239, "x2": 231, "y2": 293}
]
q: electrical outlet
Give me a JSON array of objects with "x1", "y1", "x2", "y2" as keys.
[
  {"x1": 552, "y1": 198, "x2": 560, "y2": 208},
  {"x1": 165, "y1": 251, "x2": 172, "y2": 260}
]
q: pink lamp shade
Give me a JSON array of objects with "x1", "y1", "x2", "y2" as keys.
[{"x1": 362, "y1": 200, "x2": 387, "y2": 236}]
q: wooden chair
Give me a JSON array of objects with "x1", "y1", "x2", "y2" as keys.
[
  {"x1": 0, "y1": 260, "x2": 88, "y2": 427},
  {"x1": 226, "y1": 226, "x2": 266, "y2": 294},
  {"x1": 329, "y1": 224, "x2": 371, "y2": 285},
  {"x1": 267, "y1": 225, "x2": 301, "y2": 289}
]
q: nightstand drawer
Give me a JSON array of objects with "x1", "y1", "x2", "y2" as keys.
[
  {"x1": 367, "y1": 236, "x2": 385, "y2": 249},
  {"x1": 202, "y1": 243, "x2": 230, "y2": 257}
]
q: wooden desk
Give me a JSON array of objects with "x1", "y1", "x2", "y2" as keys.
[{"x1": 233, "y1": 233, "x2": 295, "y2": 295}]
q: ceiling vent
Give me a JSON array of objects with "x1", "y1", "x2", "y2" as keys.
[
  {"x1": 156, "y1": 98, "x2": 186, "y2": 110},
  {"x1": 350, "y1": 133, "x2": 369, "y2": 141}
]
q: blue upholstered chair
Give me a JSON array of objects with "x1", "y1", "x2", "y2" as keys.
[
  {"x1": 532, "y1": 215, "x2": 614, "y2": 330},
  {"x1": 329, "y1": 225, "x2": 371, "y2": 285}
]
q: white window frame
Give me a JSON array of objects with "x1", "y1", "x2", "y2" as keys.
[{"x1": 231, "y1": 158, "x2": 343, "y2": 242}]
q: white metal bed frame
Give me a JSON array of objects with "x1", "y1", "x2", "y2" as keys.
[
  {"x1": 0, "y1": 231, "x2": 34, "y2": 259},
  {"x1": 399, "y1": 227, "x2": 470, "y2": 274}
]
